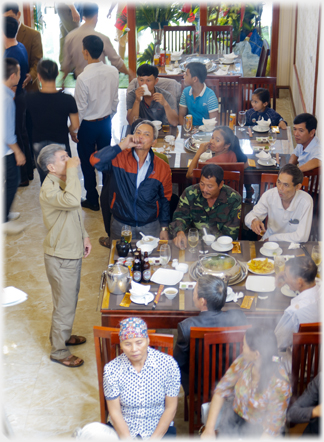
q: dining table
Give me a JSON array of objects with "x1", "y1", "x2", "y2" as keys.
[{"x1": 100, "y1": 239, "x2": 319, "y2": 330}]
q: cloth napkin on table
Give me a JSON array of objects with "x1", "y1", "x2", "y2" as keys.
[
  {"x1": 214, "y1": 67, "x2": 229, "y2": 76},
  {"x1": 166, "y1": 68, "x2": 182, "y2": 75},
  {"x1": 288, "y1": 243, "x2": 300, "y2": 249},
  {"x1": 223, "y1": 52, "x2": 238, "y2": 60},
  {"x1": 130, "y1": 281, "x2": 151, "y2": 296},
  {"x1": 226, "y1": 287, "x2": 244, "y2": 303}
]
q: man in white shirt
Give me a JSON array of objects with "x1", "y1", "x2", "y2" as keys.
[
  {"x1": 274, "y1": 256, "x2": 320, "y2": 373},
  {"x1": 245, "y1": 164, "x2": 313, "y2": 243},
  {"x1": 289, "y1": 113, "x2": 321, "y2": 172},
  {"x1": 73, "y1": 35, "x2": 119, "y2": 211}
]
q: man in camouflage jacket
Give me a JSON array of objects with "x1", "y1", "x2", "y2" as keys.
[{"x1": 169, "y1": 164, "x2": 241, "y2": 248}]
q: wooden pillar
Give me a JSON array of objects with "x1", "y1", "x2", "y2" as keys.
[
  {"x1": 23, "y1": 4, "x2": 32, "y2": 27},
  {"x1": 200, "y1": 4, "x2": 207, "y2": 26},
  {"x1": 127, "y1": 4, "x2": 137, "y2": 73},
  {"x1": 270, "y1": 4, "x2": 280, "y2": 77}
]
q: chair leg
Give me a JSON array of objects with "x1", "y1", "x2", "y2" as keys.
[{"x1": 184, "y1": 393, "x2": 189, "y2": 421}]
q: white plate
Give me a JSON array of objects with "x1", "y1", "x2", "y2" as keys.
[
  {"x1": 130, "y1": 292, "x2": 154, "y2": 305},
  {"x1": 260, "y1": 247, "x2": 283, "y2": 257},
  {"x1": 150, "y1": 268, "x2": 184, "y2": 285},
  {"x1": 281, "y1": 284, "x2": 299, "y2": 298},
  {"x1": 246, "y1": 275, "x2": 276, "y2": 292},
  {"x1": 257, "y1": 159, "x2": 277, "y2": 167},
  {"x1": 247, "y1": 258, "x2": 274, "y2": 274},
  {"x1": 211, "y1": 242, "x2": 234, "y2": 252},
  {"x1": 253, "y1": 125, "x2": 270, "y2": 133}
]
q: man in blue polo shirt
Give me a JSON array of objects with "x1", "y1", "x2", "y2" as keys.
[
  {"x1": 289, "y1": 113, "x2": 321, "y2": 172},
  {"x1": 179, "y1": 62, "x2": 218, "y2": 127}
]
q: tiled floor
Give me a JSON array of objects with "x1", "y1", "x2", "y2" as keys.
[{"x1": 3, "y1": 87, "x2": 295, "y2": 438}]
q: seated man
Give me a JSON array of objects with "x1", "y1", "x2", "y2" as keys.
[
  {"x1": 169, "y1": 164, "x2": 242, "y2": 248},
  {"x1": 90, "y1": 120, "x2": 171, "y2": 241},
  {"x1": 287, "y1": 373, "x2": 321, "y2": 436},
  {"x1": 245, "y1": 164, "x2": 313, "y2": 243},
  {"x1": 173, "y1": 275, "x2": 248, "y2": 395},
  {"x1": 289, "y1": 113, "x2": 321, "y2": 172},
  {"x1": 274, "y1": 256, "x2": 320, "y2": 373},
  {"x1": 127, "y1": 64, "x2": 178, "y2": 127},
  {"x1": 179, "y1": 62, "x2": 218, "y2": 127}
]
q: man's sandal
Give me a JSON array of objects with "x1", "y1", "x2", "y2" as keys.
[
  {"x1": 50, "y1": 354, "x2": 84, "y2": 368},
  {"x1": 99, "y1": 237, "x2": 111, "y2": 248},
  {"x1": 65, "y1": 335, "x2": 87, "y2": 346}
]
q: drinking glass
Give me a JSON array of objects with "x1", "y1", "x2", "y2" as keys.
[
  {"x1": 311, "y1": 246, "x2": 321, "y2": 266},
  {"x1": 274, "y1": 256, "x2": 285, "y2": 275},
  {"x1": 238, "y1": 111, "x2": 246, "y2": 131},
  {"x1": 188, "y1": 228, "x2": 199, "y2": 253},
  {"x1": 160, "y1": 244, "x2": 171, "y2": 267},
  {"x1": 183, "y1": 115, "x2": 193, "y2": 137},
  {"x1": 268, "y1": 132, "x2": 277, "y2": 149},
  {"x1": 121, "y1": 225, "x2": 132, "y2": 243}
]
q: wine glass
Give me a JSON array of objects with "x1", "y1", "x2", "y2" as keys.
[
  {"x1": 238, "y1": 111, "x2": 246, "y2": 131},
  {"x1": 268, "y1": 131, "x2": 277, "y2": 150},
  {"x1": 183, "y1": 115, "x2": 193, "y2": 138},
  {"x1": 121, "y1": 225, "x2": 132, "y2": 243},
  {"x1": 274, "y1": 256, "x2": 285, "y2": 275},
  {"x1": 311, "y1": 246, "x2": 321, "y2": 266},
  {"x1": 160, "y1": 244, "x2": 171, "y2": 268},
  {"x1": 188, "y1": 228, "x2": 199, "y2": 253}
]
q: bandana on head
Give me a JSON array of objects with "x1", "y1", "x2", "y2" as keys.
[{"x1": 119, "y1": 317, "x2": 148, "y2": 341}]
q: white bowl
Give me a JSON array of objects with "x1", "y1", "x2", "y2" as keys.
[
  {"x1": 152, "y1": 120, "x2": 162, "y2": 129},
  {"x1": 138, "y1": 244, "x2": 154, "y2": 255},
  {"x1": 175, "y1": 263, "x2": 188, "y2": 273},
  {"x1": 217, "y1": 236, "x2": 233, "y2": 246},
  {"x1": 142, "y1": 235, "x2": 158, "y2": 244},
  {"x1": 163, "y1": 287, "x2": 178, "y2": 300},
  {"x1": 203, "y1": 234, "x2": 216, "y2": 245},
  {"x1": 263, "y1": 242, "x2": 279, "y2": 252}
]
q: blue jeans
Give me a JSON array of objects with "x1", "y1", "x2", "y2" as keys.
[
  {"x1": 3, "y1": 153, "x2": 20, "y2": 222},
  {"x1": 77, "y1": 117, "x2": 111, "y2": 205}
]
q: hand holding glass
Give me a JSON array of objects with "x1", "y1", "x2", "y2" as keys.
[
  {"x1": 188, "y1": 228, "x2": 199, "y2": 253},
  {"x1": 160, "y1": 244, "x2": 171, "y2": 267},
  {"x1": 238, "y1": 111, "x2": 246, "y2": 131},
  {"x1": 121, "y1": 225, "x2": 132, "y2": 243}
]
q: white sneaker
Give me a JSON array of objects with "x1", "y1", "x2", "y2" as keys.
[
  {"x1": 8, "y1": 212, "x2": 20, "y2": 221},
  {"x1": 3, "y1": 220, "x2": 26, "y2": 235}
]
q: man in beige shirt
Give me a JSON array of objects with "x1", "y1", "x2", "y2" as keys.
[{"x1": 38, "y1": 144, "x2": 92, "y2": 368}]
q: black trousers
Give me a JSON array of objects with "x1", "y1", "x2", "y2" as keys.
[{"x1": 15, "y1": 91, "x2": 33, "y2": 183}]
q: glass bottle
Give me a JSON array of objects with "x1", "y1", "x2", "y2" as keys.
[
  {"x1": 133, "y1": 252, "x2": 142, "y2": 283},
  {"x1": 142, "y1": 251, "x2": 151, "y2": 282}
]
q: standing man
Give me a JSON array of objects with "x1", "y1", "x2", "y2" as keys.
[
  {"x1": 73, "y1": 35, "x2": 119, "y2": 211},
  {"x1": 62, "y1": 2, "x2": 131, "y2": 82},
  {"x1": 3, "y1": 58, "x2": 26, "y2": 234},
  {"x1": 55, "y1": 3, "x2": 82, "y2": 68},
  {"x1": 37, "y1": 144, "x2": 92, "y2": 368},
  {"x1": 289, "y1": 113, "x2": 321, "y2": 172},
  {"x1": 3, "y1": 2, "x2": 43, "y2": 92}
]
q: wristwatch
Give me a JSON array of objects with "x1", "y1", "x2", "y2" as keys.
[{"x1": 161, "y1": 227, "x2": 168, "y2": 231}]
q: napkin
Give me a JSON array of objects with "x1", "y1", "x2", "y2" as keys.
[
  {"x1": 223, "y1": 52, "x2": 238, "y2": 60},
  {"x1": 226, "y1": 287, "x2": 244, "y2": 303},
  {"x1": 258, "y1": 150, "x2": 271, "y2": 159},
  {"x1": 141, "y1": 83, "x2": 151, "y2": 96},
  {"x1": 288, "y1": 242, "x2": 300, "y2": 249},
  {"x1": 199, "y1": 151, "x2": 212, "y2": 161},
  {"x1": 167, "y1": 68, "x2": 181, "y2": 75},
  {"x1": 214, "y1": 68, "x2": 229, "y2": 76},
  {"x1": 256, "y1": 117, "x2": 271, "y2": 127},
  {"x1": 130, "y1": 281, "x2": 151, "y2": 296},
  {"x1": 203, "y1": 117, "x2": 216, "y2": 124}
]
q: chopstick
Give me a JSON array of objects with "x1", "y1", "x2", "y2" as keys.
[{"x1": 301, "y1": 244, "x2": 311, "y2": 258}]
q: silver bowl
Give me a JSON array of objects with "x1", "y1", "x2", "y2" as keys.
[{"x1": 196, "y1": 253, "x2": 242, "y2": 283}]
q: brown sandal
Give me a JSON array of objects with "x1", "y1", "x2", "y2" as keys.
[
  {"x1": 65, "y1": 335, "x2": 86, "y2": 346},
  {"x1": 50, "y1": 354, "x2": 84, "y2": 368},
  {"x1": 99, "y1": 236, "x2": 111, "y2": 248}
]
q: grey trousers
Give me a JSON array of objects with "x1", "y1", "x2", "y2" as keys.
[
  {"x1": 44, "y1": 254, "x2": 82, "y2": 359},
  {"x1": 110, "y1": 216, "x2": 161, "y2": 241}
]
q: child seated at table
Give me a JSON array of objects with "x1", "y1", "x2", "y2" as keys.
[
  {"x1": 245, "y1": 88, "x2": 287, "y2": 129},
  {"x1": 179, "y1": 62, "x2": 219, "y2": 127}
]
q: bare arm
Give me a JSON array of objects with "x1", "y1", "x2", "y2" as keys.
[
  {"x1": 179, "y1": 106, "x2": 187, "y2": 126},
  {"x1": 201, "y1": 393, "x2": 224, "y2": 438},
  {"x1": 209, "y1": 110, "x2": 219, "y2": 121},
  {"x1": 150, "y1": 396, "x2": 178, "y2": 439},
  {"x1": 127, "y1": 87, "x2": 144, "y2": 124},
  {"x1": 153, "y1": 93, "x2": 178, "y2": 126},
  {"x1": 299, "y1": 158, "x2": 321, "y2": 172},
  {"x1": 289, "y1": 154, "x2": 298, "y2": 165},
  {"x1": 68, "y1": 113, "x2": 79, "y2": 134},
  {"x1": 107, "y1": 398, "x2": 132, "y2": 439},
  {"x1": 186, "y1": 142, "x2": 209, "y2": 179},
  {"x1": 8, "y1": 143, "x2": 26, "y2": 166}
]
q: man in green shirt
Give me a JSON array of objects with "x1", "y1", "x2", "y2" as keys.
[{"x1": 169, "y1": 164, "x2": 241, "y2": 249}]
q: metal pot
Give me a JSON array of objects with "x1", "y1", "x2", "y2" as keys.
[
  {"x1": 197, "y1": 253, "x2": 242, "y2": 283},
  {"x1": 106, "y1": 264, "x2": 132, "y2": 295}
]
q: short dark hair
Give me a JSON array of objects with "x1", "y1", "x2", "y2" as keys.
[
  {"x1": 279, "y1": 163, "x2": 304, "y2": 186},
  {"x1": 186, "y1": 62, "x2": 207, "y2": 83},
  {"x1": 197, "y1": 275, "x2": 226, "y2": 311},
  {"x1": 82, "y1": 2, "x2": 98, "y2": 18},
  {"x1": 285, "y1": 256, "x2": 317, "y2": 283},
  {"x1": 37, "y1": 59, "x2": 58, "y2": 81},
  {"x1": 3, "y1": 3, "x2": 19, "y2": 14},
  {"x1": 293, "y1": 113, "x2": 317, "y2": 132},
  {"x1": 4, "y1": 16, "x2": 18, "y2": 38},
  {"x1": 82, "y1": 35, "x2": 103, "y2": 59},
  {"x1": 4, "y1": 57, "x2": 19, "y2": 80},
  {"x1": 252, "y1": 88, "x2": 271, "y2": 108},
  {"x1": 137, "y1": 63, "x2": 159, "y2": 78},
  {"x1": 201, "y1": 164, "x2": 224, "y2": 185}
]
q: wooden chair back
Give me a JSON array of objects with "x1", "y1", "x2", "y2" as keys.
[
  {"x1": 217, "y1": 80, "x2": 240, "y2": 125},
  {"x1": 298, "y1": 323, "x2": 321, "y2": 333},
  {"x1": 93, "y1": 326, "x2": 173, "y2": 424},
  {"x1": 256, "y1": 39, "x2": 270, "y2": 77},
  {"x1": 197, "y1": 162, "x2": 245, "y2": 197},
  {"x1": 200, "y1": 25, "x2": 233, "y2": 55},
  {"x1": 238, "y1": 77, "x2": 277, "y2": 111},
  {"x1": 163, "y1": 25, "x2": 196, "y2": 54},
  {"x1": 302, "y1": 167, "x2": 321, "y2": 241},
  {"x1": 260, "y1": 173, "x2": 309, "y2": 197},
  {"x1": 192, "y1": 168, "x2": 242, "y2": 196},
  {"x1": 187, "y1": 325, "x2": 250, "y2": 434},
  {"x1": 291, "y1": 332, "x2": 321, "y2": 402},
  {"x1": 204, "y1": 77, "x2": 220, "y2": 98}
]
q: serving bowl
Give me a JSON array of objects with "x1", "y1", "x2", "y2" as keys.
[{"x1": 197, "y1": 253, "x2": 242, "y2": 283}]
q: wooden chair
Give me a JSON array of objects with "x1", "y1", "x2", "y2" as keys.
[
  {"x1": 299, "y1": 323, "x2": 321, "y2": 333},
  {"x1": 238, "y1": 77, "x2": 277, "y2": 111},
  {"x1": 302, "y1": 167, "x2": 321, "y2": 240},
  {"x1": 197, "y1": 162, "x2": 245, "y2": 197},
  {"x1": 200, "y1": 25, "x2": 233, "y2": 55},
  {"x1": 93, "y1": 326, "x2": 172, "y2": 424},
  {"x1": 163, "y1": 25, "x2": 196, "y2": 54},
  {"x1": 291, "y1": 331, "x2": 321, "y2": 403},
  {"x1": 186, "y1": 325, "x2": 250, "y2": 434},
  {"x1": 260, "y1": 173, "x2": 309, "y2": 197},
  {"x1": 192, "y1": 168, "x2": 243, "y2": 196},
  {"x1": 256, "y1": 39, "x2": 270, "y2": 77}
]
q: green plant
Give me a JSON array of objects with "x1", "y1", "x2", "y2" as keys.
[{"x1": 137, "y1": 43, "x2": 155, "y2": 65}]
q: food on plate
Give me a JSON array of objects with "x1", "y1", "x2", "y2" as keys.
[
  {"x1": 248, "y1": 258, "x2": 274, "y2": 273},
  {"x1": 203, "y1": 255, "x2": 234, "y2": 271}
]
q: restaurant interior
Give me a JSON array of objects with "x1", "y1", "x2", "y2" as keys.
[{"x1": 3, "y1": 1, "x2": 323, "y2": 439}]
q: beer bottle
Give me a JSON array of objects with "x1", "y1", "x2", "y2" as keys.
[
  {"x1": 133, "y1": 252, "x2": 142, "y2": 282},
  {"x1": 142, "y1": 251, "x2": 151, "y2": 282}
]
